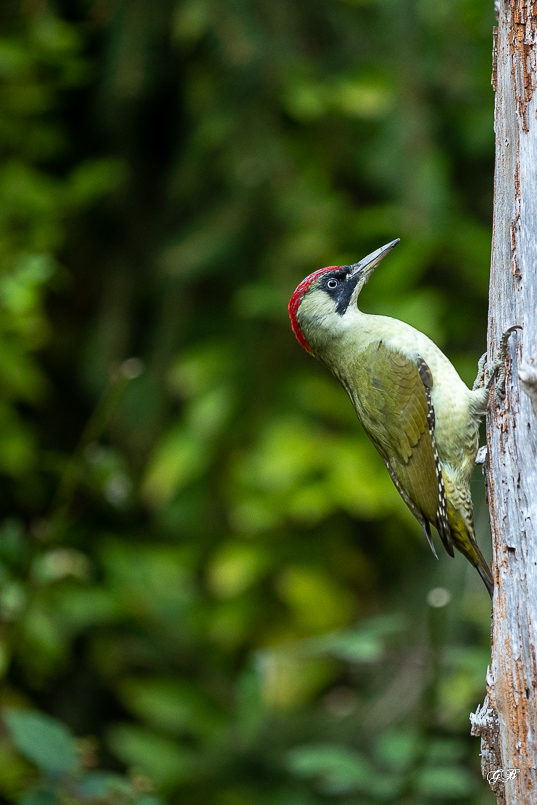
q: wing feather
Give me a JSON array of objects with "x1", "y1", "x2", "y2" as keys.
[{"x1": 345, "y1": 342, "x2": 453, "y2": 557}]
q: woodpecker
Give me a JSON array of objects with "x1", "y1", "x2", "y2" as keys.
[{"x1": 289, "y1": 239, "x2": 509, "y2": 598}]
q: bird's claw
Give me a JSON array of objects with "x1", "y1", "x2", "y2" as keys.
[
  {"x1": 491, "y1": 325, "x2": 522, "y2": 399},
  {"x1": 491, "y1": 325, "x2": 523, "y2": 399},
  {"x1": 473, "y1": 325, "x2": 522, "y2": 399},
  {"x1": 472, "y1": 352, "x2": 488, "y2": 391}
]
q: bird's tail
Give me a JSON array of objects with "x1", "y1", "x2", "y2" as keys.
[
  {"x1": 475, "y1": 557, "x2": 494, "y2": 599},
  {"x1": 446, "y1": 499, "x2": 493, "y2": 599}
]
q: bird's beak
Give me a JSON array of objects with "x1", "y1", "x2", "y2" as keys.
[{"x1": 349, "y1": 239, "x2": 400, "y2": 278}]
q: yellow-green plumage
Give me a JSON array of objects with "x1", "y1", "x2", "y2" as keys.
[
  {"x1": 338, "y1": 337, "x2": 491, "y2": 593},
  {"x1": 290, "y1": 240, "x2": 494, "y2": 596}
]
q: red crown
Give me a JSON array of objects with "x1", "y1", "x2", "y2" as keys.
[{"x1": 288, "y1": 266, "x2": 339, "y2": 354}]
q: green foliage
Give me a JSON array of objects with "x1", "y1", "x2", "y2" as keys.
[
  {"x1": 0, "y1": 707, "x2": 164, "y2": 805},
  {"x1": 3, "y1": 708, "x2": 77, "y2": 775},
  {"x1": 0, "y1": 0, "x2": 496, "y2": 803}
]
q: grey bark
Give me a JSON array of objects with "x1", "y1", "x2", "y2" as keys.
[{"x1": 470, "y1": 2, "x2": 537, "y2": 803}]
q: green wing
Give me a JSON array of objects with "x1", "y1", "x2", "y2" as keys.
[{"x1": 345, "y1": 341, "x2": 453, "y2": 558}]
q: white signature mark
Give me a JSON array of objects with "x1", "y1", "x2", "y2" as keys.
[{"x1": 487, "y1": 768, "x2": 521, "y2": 783}]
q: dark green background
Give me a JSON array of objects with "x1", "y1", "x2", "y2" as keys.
[{"x1": 0, "y1": 1, "x2": 496, "y2": 803}]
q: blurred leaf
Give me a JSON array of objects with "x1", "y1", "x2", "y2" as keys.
[
  {"x1": 107, "y1": 724, "x2": 198, "y2": 788},
  {"x1": 289, "y1": 373, "x2": 357, "y2": 426},
  {"x1": 142, "y1": 427, "x2": 211, "y2": 505},
  {"x1": 417, "y1": 764, "x2": 476, "y2": 798},
  {"x1": 76, "y1": 771, "x2": 131, "y2": 798},
  {"x1": 0, "y1": 518, "x2": 26, "y2": 567},
  {"x1": 373, "y1": 729, "x2": 419, "y2": 771},
  {"x1": 168, "y1": 342, "x2": 235, "y2": 398},
  {"x1": 0, "y1": 579, "x2": 26, "y2": 622},
  {"x1": 54, "y1": 586, "x2": 119, "y2": 631},
  {"x1": 172, "y1": 0, "x2": 212, "y2": 44},
  {"x1": 0, "y1": 403, "x2": 36, "y2": 475},
  {"x1": 0, "y1": 737, "x2": 30, "y2": 793},
  {"x1": 207, "y1": 542, "x2": 270, "y2": 598},
  {"x1": 119, "y1": 677, "x2": 224, "y2": 738},
  {"x1": 135, "y1": 797, "x2": 165, "y2": 805},
  {"x1": 259, "y1": 651, "x2": 334, "y2": 711},
  {"x1": 0, "y1": 253, "x2": 54, "y2": 315},
  {"x1": 287, "y1": 744, "x2": 373, "y2": 794},
  {"x1": 100, "y1": 541, "x2": 195, "y2": 623},
  {"x1": 3, "y1": 708, "x2": 77, "y2": 775},
  {"x1": 276, "y1": 565, "x2": 355, "y2": 633},
  {"x1": 19, "y1": 790, "x2": 58, "y2": 805},
  {"x1": 304, "y1": 614, "x2": 405, "y2": 663},
  {"x1": 66, "y1": 159, "x2": 127, "y2": 205}
]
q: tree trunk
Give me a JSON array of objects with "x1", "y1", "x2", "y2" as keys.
[{"x1": 470, "y1": 2, "x2": 537, "y2": 803}]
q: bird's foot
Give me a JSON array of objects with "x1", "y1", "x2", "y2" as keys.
[
  {"x1": 473, "y1": 326, "x2": 522, "y2": 400},
  {"x1": 490, "y1": 325, "x2": 522, "y2": 399},
  {"x1": 472, "y1": 352, "x2": 488, "y2": 391}
]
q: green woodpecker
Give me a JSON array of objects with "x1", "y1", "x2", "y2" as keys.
[{"x1": 288, "y1": 239, "x2": 497, "y2": 597}]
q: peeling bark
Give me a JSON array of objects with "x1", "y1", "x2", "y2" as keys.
[
  {"x1": 518, "y1": 359, "x2": 537, "y2": 416},
  {"x1": 472, "y1": 1, "x2": 537, "y2": 802},
  {"x1": 470, "y1": 690, "x2": 505, "y2": 805}
]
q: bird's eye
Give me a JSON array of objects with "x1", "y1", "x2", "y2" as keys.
[{"x1": 327, "y1": 278, "x2": 338, "y2": 289}]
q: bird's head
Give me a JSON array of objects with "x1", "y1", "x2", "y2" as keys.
[{"x1": 288, "y1": 239, "x2": 400, "y2": 356}]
